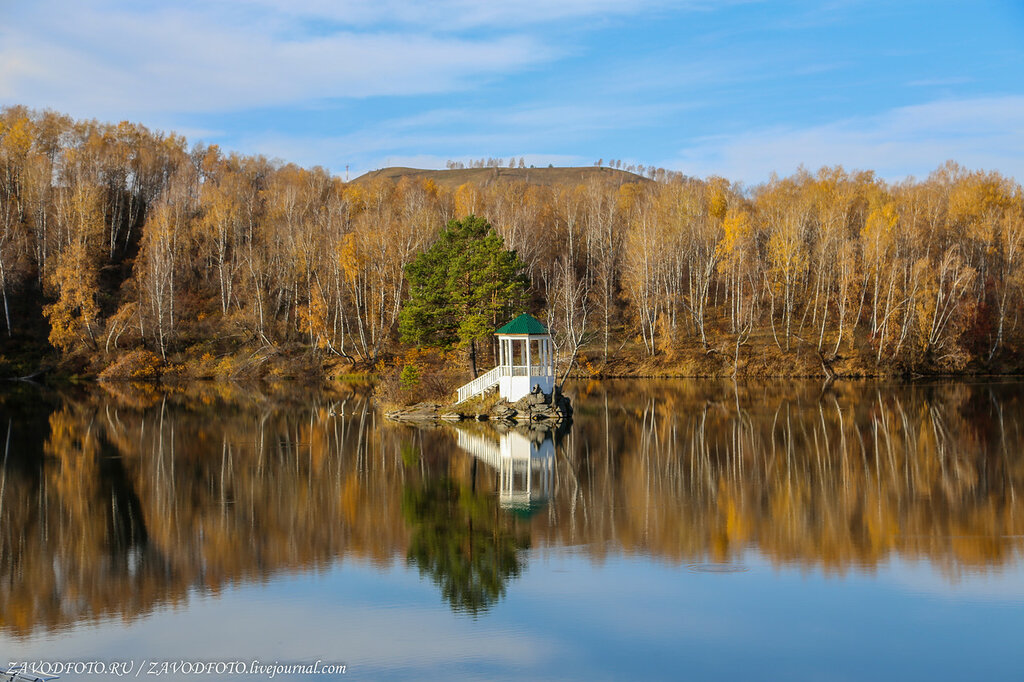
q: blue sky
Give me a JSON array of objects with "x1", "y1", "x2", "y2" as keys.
[{"x1": 2, "y1": 0, "x2": 1022, "y2": 183}]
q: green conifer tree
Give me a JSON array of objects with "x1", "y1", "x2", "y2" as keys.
[{"x1": 400, "y1": 215, "x2": 528, "y2": 376}]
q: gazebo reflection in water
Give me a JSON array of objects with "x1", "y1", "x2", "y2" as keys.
[{"x1": 456, "y1": 427, "x2": 555, "y2": 513}]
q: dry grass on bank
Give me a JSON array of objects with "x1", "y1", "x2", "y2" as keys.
[{"x1": 373, "y1": 347, "x2": 466, "y2": 408}]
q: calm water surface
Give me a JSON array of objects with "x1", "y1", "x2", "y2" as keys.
[{"x1": 1, "y1": 379, "x2": 1023, "y2": 680}]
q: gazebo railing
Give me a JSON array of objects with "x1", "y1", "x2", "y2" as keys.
[
  {"x1": 456, "y1": 366, "x2": 502, "y2": 403},
  {"x1": 455, "y1": 363, "x2": 555, "y2": 403},
  {"x1": 510, "y1": 364, "x2": 551, "y2": 377}
]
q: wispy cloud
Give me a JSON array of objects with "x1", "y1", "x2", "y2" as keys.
[
  {"x1": 0, "y1": 0, "x2": 749, "y2": 119},
  {"x1": 237, "y1": 0, "x2": 668, "y2": 30},
  {"x1": 666, "y1": 96, "x2": 1024, "y2": 183},
  {"x1": 233, "y1": 101, "x2": 686, "y2": 174},
  {"x1": 0, "y1": 0, "x2": 559, "y2": 117}
]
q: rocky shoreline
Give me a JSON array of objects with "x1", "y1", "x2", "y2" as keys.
[{"x1": 385, "y1": 387, "x2": 573, "y2": 426}]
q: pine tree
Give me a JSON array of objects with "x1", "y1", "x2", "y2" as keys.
[{"x1": 400, "y1": 215, "x2": 528, "y2": 376}]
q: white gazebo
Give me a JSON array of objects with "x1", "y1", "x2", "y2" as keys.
[
  {"x1": 454, "y1": 314, "x2": 555, "y2": 403},
  {"x1": 494, "y1": 314, "x2": 554, "y2": 402}
]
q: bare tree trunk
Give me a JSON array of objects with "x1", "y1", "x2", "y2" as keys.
[{"x1": 0, "y1": 267, "x2": 9, "y2": 336}]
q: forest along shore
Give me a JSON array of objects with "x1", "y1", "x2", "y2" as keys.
[{"x1": 1, "y1": 106, "x2": 1023, "y2": 388}]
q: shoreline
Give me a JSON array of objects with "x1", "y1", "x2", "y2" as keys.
[
  {"x1": 7, "y1": 338, "x2": 1024, "y2": 390},
  {"x1": 9, "y1": 363, "x2": 1024, "y2": 387}
]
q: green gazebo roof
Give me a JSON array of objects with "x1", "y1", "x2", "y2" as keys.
[{"x1": 495, "y1": 313, "x2": 548, "y2": 335}]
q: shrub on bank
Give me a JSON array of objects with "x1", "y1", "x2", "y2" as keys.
[
  {"x1": 374, "y1": 348, "x2": 463, "y2": 407},
  {"x1": 98, "y1": 349, "x2": 164, "y2": 380}
]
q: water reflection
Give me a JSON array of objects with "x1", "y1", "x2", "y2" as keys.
[
  {"x1": 556, "y1": 380, "x2": 1023, "y2": 573},
  {"x1": 402, "y1": 468, "x2": 528, "y2": 616},
  {"x1": 455, "y1": 427, "x2": 556, "y2": 514},
  {"x1": 0, "y1": 379, "x2": 1022, "y2": 637}
]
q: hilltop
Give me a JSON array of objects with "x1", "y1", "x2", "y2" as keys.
[{"x1": 353, "y1": 165, "x2": 652, "y2": 188}]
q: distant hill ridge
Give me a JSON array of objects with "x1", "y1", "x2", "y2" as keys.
[{"x1": 353, "y1": 165, "x2": 652, "y2": 187}]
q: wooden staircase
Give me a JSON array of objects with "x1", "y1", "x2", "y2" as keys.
[{"x1": 455, "y1": 366, "x2": 503, "y2": 403}]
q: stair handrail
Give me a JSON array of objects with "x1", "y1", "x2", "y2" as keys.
[{"x1": 455, "y1": 365, "x2": 502, "y2": 403}]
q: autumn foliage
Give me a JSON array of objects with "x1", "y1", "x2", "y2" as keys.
[{"x1": 1, "y1": 106, "x2": 1023, "y2": 379}]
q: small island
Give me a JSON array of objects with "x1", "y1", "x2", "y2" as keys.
[{"x1": 386, "y1": 314, "x2": 574, "y2": 426}]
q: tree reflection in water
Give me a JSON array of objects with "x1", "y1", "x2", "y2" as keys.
[
  {"x1": 403, "y1": 465, "x2": 529, "y2": 616},
  {"x1": 553, "y1": 380, "x2": 1024, "y2": 571},
  {"x1": 0, "y1": 379, "x2": 1022, "y2": 636}
]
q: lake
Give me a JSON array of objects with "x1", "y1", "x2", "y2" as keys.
[{"x1": 1, "y1": 379, "x2": 1022, "y2": 680}]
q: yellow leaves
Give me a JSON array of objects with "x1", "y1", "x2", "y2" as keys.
[
  {"x1": 706, "y1": 176, "x2": 730, "y2": 220},
  {"x1": 299, "y1": 286, "x2": 330, "y2": 349},
  {"x1": 0, "y1": 114, "x2": 34, "y2": 159},
  {"x1": 454, "y1": 182, "x2": 480, "y2": 217},
  {"x1": 910, "y1": 245, "x2": 976, "y2": 356},
  {"x1": 200, "y1": 144, "x2": 222, "y2": 177},
  {"x1": 56, "y1": 181, "x2": 105, "y2": 252},
  {"x1": 98, "y1": 349, "x2": 163, "y2": 380},
  {"x1": 948, "y1": 172, "x2": 1012, "y2": 226},
  {"x1": 944, "y1": 173, "x2": 1022, "y2": 263},
  {"x1": 862, "y1": 201, "x2": 898, "y2": 243},
  {"x1": 342, "y1": 182, "x2": 368, "y2": 211},
  {"x1": 715, "y1": 208, "x2": 753, "y2": 266},
  {"x1": 43, "y1": 242, "x2": 100, "y2": 351},
  {"x1": 912, "y1": 257, "x2": 937, "y2": 351},
  {"x1": 767, "y1": 222, "x2": 807, "y2": 274},
  {"x1": 201, "y1": 174, "x2": 240, "y2": 228},
  {"x1": 1001, "y1": 203, "x2": 1024, "y2": 275},
  {"x1": 860, "y1": 201, "x2": 899, "y2": 273},
  {"x1": 615, "y1": 180, "x2": 647, "y2": 215},
  {"x1": 708, "y1": 190, "x2": 728, "y2": 221},
  {"x1": 163, "y1": 132, "x2": 188, "y2": 157},
  {"x1": 421, "y1": 178, "x2": 440, "y2": 199},
  {"x1": 338, "y1": 232, "x2": 362, "y2": 284}
]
